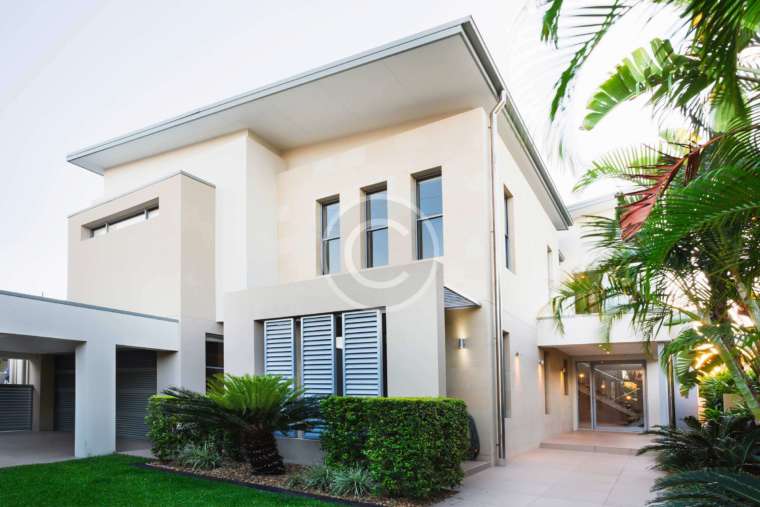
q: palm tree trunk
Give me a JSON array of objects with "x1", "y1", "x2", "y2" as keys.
[
  {"x1": 242, "y1": 429, "x2": 285, "y2": 475},
  {"x1": 715, "y1": 340, "x2": 760, "y2": 424}
]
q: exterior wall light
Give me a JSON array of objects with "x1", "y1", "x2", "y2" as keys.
[{"x1": 457, "y1": 337, "x2": 467, "y2": 349}]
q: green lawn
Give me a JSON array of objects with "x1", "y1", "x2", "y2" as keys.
[{"x1": 0, "y1": 455, "x2": 334, "y2": 506}]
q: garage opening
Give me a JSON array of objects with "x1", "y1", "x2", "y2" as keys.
[
  {"x1": 116, "y1": 349, "x2": 157, "y2": 440},
  {"x1": 54, "y1": 354, "x2": 75, "y2": 432},
  {"x1": 53, "y1": 349, "x2": 157, "y2": 440}
]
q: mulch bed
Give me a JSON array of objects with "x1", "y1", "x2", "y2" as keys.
[{"x1": 143, "y1": 461, "x2": 454, "y2": 507}]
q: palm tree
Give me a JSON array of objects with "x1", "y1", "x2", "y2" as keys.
[
  {"x1": 551, "y1": 127, "x2": 760, "y2": 420},
  {"x1": 161, "y1": 374, "x2": 321, "y2": 475},
  {"x1": 540, "y1": 0, "x2": 760, "y2": 421}
]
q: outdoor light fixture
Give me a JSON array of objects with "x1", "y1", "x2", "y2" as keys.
[{"x1": 457, "y1": 337, "x2": 467, "y2": 349}]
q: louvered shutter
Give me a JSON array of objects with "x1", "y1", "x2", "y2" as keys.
[
  {"x1": 342, "y1": 309, "x2": 384, "y2": 397},
  {"x1": 264, "y1": 318, "x2": 295, "y2": 379},
  {"x1": 301, "y1": 314, "x2": 336, "y2": 439},
  {"x1": 301, "y1": 314, "x2": 336, "y2": 395}
]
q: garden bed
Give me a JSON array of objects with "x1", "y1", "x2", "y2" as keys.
[{"x1": 145, "y1": 461, "x2": 454, "y2": 507}]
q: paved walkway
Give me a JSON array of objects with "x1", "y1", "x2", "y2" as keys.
[
  {"x1": 0, "y1": 431, "x2": 151, "y2": 468},
  {"x1": 441, "y1": 447, "x2": 662, "y2": 507}
]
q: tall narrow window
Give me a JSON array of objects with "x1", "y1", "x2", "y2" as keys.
[
  {"x1": 205, "y1": 334, "x2": 224, "y2": 384},
  {"x1": 321, "y1": 199, "x2": 340, "y2": 274},
  {"x1": 543, "y1": 350, "x2": 550, "y2": 414},
  {"x1": 502, "y1": 332, "x2": 512, "y2": 418},
  {"x1": 547, "y1": 246, "x2": 555, "y2": 295},
  {"x1": 504, "y1": 191, "x2": 513, "y2": 270},
  {"x1": 416, "y1": 174, "x2": 443, "y2": 259},
  {"x1": 366, "y1": 188, "x2": 388, "y2": 268}
]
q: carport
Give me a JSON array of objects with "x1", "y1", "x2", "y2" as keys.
[{"x1": 0, "y1": 290, "x2": 179, "y2": 460}]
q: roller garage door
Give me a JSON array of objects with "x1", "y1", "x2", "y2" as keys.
[
  {"x1": 0, "y1": 384, "x2": 33, "y2": 431},
  {"x1": 54, "y1": 354, "x2": 75, "y2": 432},
  {"x1": 116, "y1": 349, "x2": 157, "y2": 439}
]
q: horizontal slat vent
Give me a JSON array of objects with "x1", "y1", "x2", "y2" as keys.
[
  {"x1": 0, "y1": 385, "x2": 33, "y2": 431},
  {"x1": 264, "y1": 318, "x2": 295, "y2": 379},
  {"x1": 342, "y1": 309, "x2": 383, "y2": 397}
]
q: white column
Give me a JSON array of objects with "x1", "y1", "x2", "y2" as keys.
[
  {"x1": 75, "y1": 341, "x2": 115, "y2": 457},
  {"x1": 27, "y1": 355, "x2": 42, "y2": 431},
  {"x1": 156, "y1": 350, "x2": 181, "y2": 393}
]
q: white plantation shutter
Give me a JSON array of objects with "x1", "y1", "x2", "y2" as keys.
[
  {"x1": 342, "y1": 309, "x2": 384, "y2": 397},
  {"x1": 264, "y1": 318, "x2": 295, "y2": 379},
  {"x1": 300, "y1": 314, "x2": 336, "y2": 396},
  {"x1": 301, "y1": 314, "x2": 336, "y2": 440}
]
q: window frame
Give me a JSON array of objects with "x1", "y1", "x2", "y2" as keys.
[
  {"x1": 205, "y1": 334, "x2": 224, "y2": 385},
  {"x1": 365, "y1": 187, "x2": 388, "y2": 268},
  {"x1": 415, "y1": 173, "x2": 443, "y2": 260},
  {"x1": 504, "y1": 189, "x2": 514, "y2": 271},
  {"x1": 321, "y1": 198, "x2": 341, "y2": 275},
  {"x1": 88, "y1": 204, "x2": 159, "y2": 239}
]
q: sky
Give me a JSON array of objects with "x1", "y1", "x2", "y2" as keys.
[{"x1": 0, "y1": 0, "x2": 677, "y2": 298}]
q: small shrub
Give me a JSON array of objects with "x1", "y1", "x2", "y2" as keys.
[
  {"x1": 146, "y1": 394, "x2": 242, "y2": 463},
  {"x1": 320, "y1": 396, "x2": 469, "y2": 499},
  {"x1": 330, "y1": 465, "x2": 375, "y2": 497},
  {"x1": 177, "y1": 440, "x2": 223, "y2": 471},
  {"x1": 146, "y1": 395, "x2": 189, "y2": 461},
  {"x1": 300, "y1": 464, "x2": 333, "y2": 491}
]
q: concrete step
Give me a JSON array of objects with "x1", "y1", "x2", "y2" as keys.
[
  {"x1": 539, "y1": 441, "x2": 639, "y2": 455},
  {"x1": 462, "y1": 460, "x2": 490, "y2": 476}
]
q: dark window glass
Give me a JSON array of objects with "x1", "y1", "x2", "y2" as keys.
[
  {"x1": 418, "y1": 216, "x2": 443, "y2": 258},
  {"x1": 416, "y1": 175, "x2": 443, "y2": 259},
  {"x1": 322, "y1": 200, "x2": 340, "y2": 274},
  {"x1": 205, "y1": 339, "x2": 223, "y2": 383},
  {"x1": 366, "y1": 189, "x2": 388, "y2": 267},
  {"x1": 505, "y1": 194, "x2": 511, "y2": 269}
]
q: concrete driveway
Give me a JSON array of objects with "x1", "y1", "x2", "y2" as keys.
[
  {"x1": 441, "y1": 448, "x2": 663, "y2": 507},
  {"x1": 0, "y1": 431, "x2": 151, "y2": 468}
]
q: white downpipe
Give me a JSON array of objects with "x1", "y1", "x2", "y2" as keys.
[{"x1": 489, "y1": 90, "x2": 508, "y2": 464}]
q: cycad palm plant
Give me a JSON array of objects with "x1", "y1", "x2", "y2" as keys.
[
  {"x1": 161, "y1": 374, "x2": 320, "y2": 475},
  {"x1": 639, "y1": 414, "x2": 760, "y2": 473}
]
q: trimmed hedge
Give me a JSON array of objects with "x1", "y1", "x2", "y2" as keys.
[
  {"x1": 146, "y1": 395, "x2": 188, "y2": 461},
  {"x1": 145, "y1": 395, "x2": 240, "y2": 462},
  {"x1": 320, "y1": 396, "x2": 469, "y2": 499}
]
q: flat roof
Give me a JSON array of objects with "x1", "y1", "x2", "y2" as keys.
[{"x1": 66, "y1": 17, "x2": 572, "y2": 229}]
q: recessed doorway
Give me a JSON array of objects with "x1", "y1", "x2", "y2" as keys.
[{"x1": 577, "y1": 361, "x2": 646, "y2": 432}]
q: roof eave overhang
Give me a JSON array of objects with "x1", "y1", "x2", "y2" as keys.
[{"x1": 66, "y1": 17, "x2": 572, "y2": 229}]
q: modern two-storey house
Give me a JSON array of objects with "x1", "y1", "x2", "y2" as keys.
[{"x1": 0, "y1": 17, "x2": 695, "y2": 465}]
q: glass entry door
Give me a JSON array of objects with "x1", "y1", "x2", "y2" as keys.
[{"x1": 576, "y1": 361, "x2": 646, "y2": 432}]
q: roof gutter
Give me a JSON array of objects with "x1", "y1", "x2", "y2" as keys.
[{"x1": 459, "y1": 21, "x2": 573, "y2": 229}]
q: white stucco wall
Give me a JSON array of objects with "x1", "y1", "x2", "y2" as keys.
[{"x1": 0, "y1": 290, "x2": 179, "y2": 457}]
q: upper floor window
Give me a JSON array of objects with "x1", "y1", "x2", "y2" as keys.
[
  {"x1": 416, "y1": 173, "x2": 443, "y2": 259},
  {"x1": 321, "y1": 199, "x2": 340, "y2": 274},
  {"x1": 504, "y1": 190, "x2": 513, "y2": 270},
  {"x1": 88, "y1": 205, "x2": 159, "y2": 238},
  {"x1": 365, "y1": 188, "x2": 388, "y2": 268}
]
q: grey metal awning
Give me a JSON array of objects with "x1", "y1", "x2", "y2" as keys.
[{"x1": 444, "y1": 287, "x2": 480, "y2": 310}]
